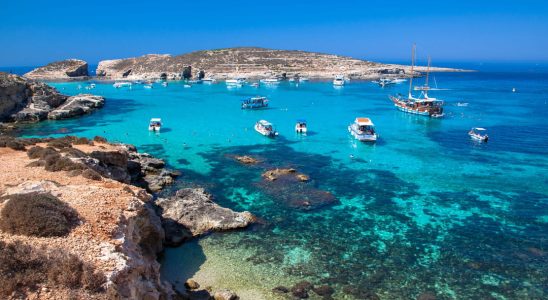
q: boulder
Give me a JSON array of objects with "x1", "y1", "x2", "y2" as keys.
[
  {"x1": 213, "y1": 289, "x2": 239, "y2": 300},
  {"x1": 24, "y1": 59, "x2": 89, "y2": 80},
  {"x1": 184, "y1": 279, "x2": 200, "y2": 290},
  {"x1": 156, "y1": 188, "x2": 255, "y2": 246},
  {"x1": 47, "y1": 94, "x2": 104, "y2": 120}
]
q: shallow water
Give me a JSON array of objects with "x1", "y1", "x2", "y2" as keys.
[{"x1": 17, "y1": 71, "x2": 548, "y2": 299}]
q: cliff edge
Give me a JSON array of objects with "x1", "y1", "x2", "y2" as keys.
[{"x1": 24, "y1": 59, "x2": 89, "y2": 80}]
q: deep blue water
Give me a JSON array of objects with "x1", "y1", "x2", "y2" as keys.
[{"x1": 11, "y1": 69, "x2": 548, "y2": 299}]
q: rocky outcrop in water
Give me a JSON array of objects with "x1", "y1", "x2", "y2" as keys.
[
  {"x1": 0, "y1": 72, "x2": 104, "y2": 122},
  {"x1": 24, "y1": 59, "x2": 89, "y2": 80},
  {"x1": 95, "y1": 47, "x2": 468, "y2": 81},
  {"x1": 156, "y1": 188, "x2": 256, "y2": 246}
]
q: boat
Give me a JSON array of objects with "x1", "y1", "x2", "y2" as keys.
[
  {"x1": 295, "y1": 119, "x2": 307, "y2": 134},
  {"x1": 375, "y1": 78, "x2": 394, "y2": 87},
  {"x1": 226, "y1": 77, "x2": 246, "y2": 86},
  {"x1": 333, "y1": 74, "x2": 345, "y2": 86},
  {"x1": 250, "y1": 82, "x2": 260, "y2": 87},
  {"x1": 241, "y1": 96, "x2": 269, "y2": 109},
  {"x1": 456, "y1": 102, "x2": 469, "y2": 107},
  {"x1": 469, "y1": 127, "x2": 488, "y2": 142},
  {"x1": 162, "y1": 82, "x2": 168, "y2": 87},
  {"x1": 148, "y1": 118, "x2": 162, "y2": 132},
  {"x1": 254, "y1": 120, "x2": 278, "y2": 137},
  {"x1": 113, "y1": 82, "x2": 132, "y2": 88},
  {"x1": 299, "y1": 77, "x2": 309, "y2": 82},
  {"x1": 202, "y1": 77, "x2": 216, "y2": 84},
  {"x1": 348, "y1": 117, "x2": 377, "y2": 142},
  {"x1": 143, "y1": 84, "x2": 153, "y2": 89},
  {"x1": 89, "y1": 83, "x2": 96, "y2": 88},
  {"x1": 389, "y1": 45, "x2": 445, "y2": 118},
  {"x1": 391, "y1": 78, "x2": 407, "y2": 84},
  {"x1": 260, "y1": 78, "x2": 280, "y2": 84},
  {"x1": 183, "y1": 84, "x2": 192, "y2": 88}
]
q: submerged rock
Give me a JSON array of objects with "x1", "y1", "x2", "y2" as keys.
[
  {"x1": 234, "y1": 155, "x2": 260, "y2": 165},
  {"x1": 156, "y1": 188, "x2": 255, "y2": 246},
  {"x1": 257, "y1": 168, "x2": 337, "y2": 210},
  {"x1": 313, "y1": 285, "x2": 335, "y2": 296},
  {"x1": 272, "y1": 286, "x2": 289, "y2": 293}
]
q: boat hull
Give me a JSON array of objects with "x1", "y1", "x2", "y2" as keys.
[
  {"x1": 348, "y1": 126, "x2": 377, "y2": 142},
  {"x1": 255, "y1": 124, "x2": 278, "y2": 137}
]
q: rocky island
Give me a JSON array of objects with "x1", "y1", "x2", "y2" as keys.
[
  {"x1": 24, "y1": 59, "x2": 89, "y2": 80},
  {"x1": 0, "y1": 72, "x2": 104, "y2": 123},
  {"x1": 96, "y1": 47, "x2": 469, "y2": 81}
]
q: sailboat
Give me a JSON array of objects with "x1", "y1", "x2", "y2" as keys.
[{"x1": 389, "y1": 44, "x2": 445, "y2": 118}]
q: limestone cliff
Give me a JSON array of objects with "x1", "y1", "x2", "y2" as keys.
[
  {"x1": 0, "y1": 137, "x2": 177, "y2": 299},
  {"x1": 24, "y1": 59, "x2": 89, "y2": 80},
  {"x1": 0, "y1": 72, "x2": 104, "y2": 122},
  {"x1": 95, "y1": 47, "x2": 467, "y2": 80}
]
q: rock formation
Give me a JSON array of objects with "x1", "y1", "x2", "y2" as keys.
[
  {"x1": 0, "y1": 72, "x2": 104, "y2": 122},
  {"x1": 95, "y1": 47, "x2": 469, "y2": 80},
  {"x1": 24, "y1": 59, "x2": 89, "y2": 80},
  {"x1": 156, "y1": 188, "x2": 255, "y2": 246}
]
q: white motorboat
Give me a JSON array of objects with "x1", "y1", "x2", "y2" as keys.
[
  {"x1": 148, "y1": 118, "x2": 162, "y2": 132},
  {"x1": 226, "y1": 77, "x2": 246, "y2": 86},
  {"x1": 162, "y1": 82, "x2": 168, "y2": 87},
  {"x1": 250, "y1": 82, "x2": 260, "y2": 87},
  {"x1": 295, "y1": 119, "x2": 307, "y2": 134},
  {"x1": 260, "y1": 78, "x2": 280, "y2": 84},
  {"x1": 348, "y1": 117, "x2": 377, "y2": 142},
  {"x1": 183, "y1": 84, "x2": 192, "y2": 88},
  {"x1": 333, "y1": 74, "x2": 345, "y2": 86},
  {"x1": 113, "y1": 82, "x2": 132, "y2": 88},
  {"x1": 254, "y1": 120, "x2": 278, "y2": 137},
  {"x1": 299, "y1": 77, "x2": 309, "y2": 82},
  {"x1": 144, "y1": 84, "x2": 153, "y2": 89},
  {"x1": 202, "y1": 77, "x2": 216, "y2": 84},
  {"x1": 469, "y1": 127, "x2": 488, "y2": 142}
]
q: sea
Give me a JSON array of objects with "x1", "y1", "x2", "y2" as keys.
[{"x1": 5, "y1": 63, "x2": 547, "y2": 299}]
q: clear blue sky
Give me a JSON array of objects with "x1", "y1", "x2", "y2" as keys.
[{"x1": 1, "y1": 0, "x2": 547, "y2": 66}]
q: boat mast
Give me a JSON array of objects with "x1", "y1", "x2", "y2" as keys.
[
  {"x1": 408, "y1": 43, "x2": 416, "y2": 98},
  {"x1": 424, "y1": 55, "x2": 431, "y2": 97}
]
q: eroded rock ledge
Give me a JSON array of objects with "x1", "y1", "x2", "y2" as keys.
[
  {"x1": 157, "y1": 188, "x2": 256, "y2": 246},
  {"x1": 0, "y1": 72, "x2": 104, "y2": 122},
  {"x1": 24, "y1": 59, "x2": 89, "y2": 80}
]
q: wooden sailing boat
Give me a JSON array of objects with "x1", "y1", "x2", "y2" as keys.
[{"x1": 388, "y1": 44, "x2": 445, "y2": 118}]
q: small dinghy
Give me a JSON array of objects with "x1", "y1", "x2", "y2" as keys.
[
  {"x1": 348, "y1": 117, "x2": 377, "y2": 142},
  {"x1": 295, "y1": 119, "x2": 307, "y2": 134},
  {"x1": 469, "y1": 127, "x2": 488, "y2": 142},
  {"x1": 255, "y1": 120, "x2": 278, "y2": 137},
  {"x1": 148, "y1": 118, "x2": 162, "y2": 132}
]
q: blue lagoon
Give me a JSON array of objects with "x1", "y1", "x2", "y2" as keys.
[{"x1": 15, "y1": 69, "x2": 548, "y2": 299}]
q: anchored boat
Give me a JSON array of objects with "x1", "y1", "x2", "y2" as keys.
[
  {"x1": 260, "y1": 78, "x2": 280, "y2": 84},
  {"x1": 241, "y1": 96, "x2": 269, "y2": 109},
  {"x1": 295, "y1": 119, "x2": 307, "y2": 134},
  {"x1": 348, "y1": 117, "x2": 377, "y2": 142},
  {"x1": 255, "y1": 120, "x2": 278, "y2": 137},
  {"x1": 389, "y1": 45, "x2": 444, "y2": 118},
  {"x1": 226, "y1": 77, "x2": 246, "y2": 86},
  {"x1": 148, "y1": 118, "x2": 162, "y2": 132},
  {"x1": 469, "y1": 127, "x2": 489, "y2": 142},
  {"x1": 333, "y1": 74, "x2": 345, "y2": 86}
]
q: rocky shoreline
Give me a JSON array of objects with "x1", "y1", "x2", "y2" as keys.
[
  {"x1": 0, "y1": 136, "x2": 255, "y2": 300},
  {"x1": 0, "y1": 72, "x2": 104, "y2": 123}
]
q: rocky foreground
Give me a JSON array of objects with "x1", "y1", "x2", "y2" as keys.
[
  {"x1": 0, "y1": 136, "x2": 254, "y2": 300},
  {"x1": 23, "y1": 59, "x2": 89, "y2": 80},
  {"x1": 0, "y1": 72, "x2": 104, "y2": 123},
  {"x1": 96, "y1": 47, "x2": 469, "y2": 81}
]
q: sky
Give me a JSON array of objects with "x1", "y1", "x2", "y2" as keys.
[{"x1": 0, "y1": 0, "x2": 547, "y2": 66}]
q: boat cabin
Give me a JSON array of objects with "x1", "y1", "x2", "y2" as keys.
[
  {"x1": 242, "y1": 96, "x2": 269, "y2": 109},
  {"x1": 149, "y1": 118, "x2": 162, "y2": 131},
  {"x1": 355, "y1": 118, "x2": 375, "y2": 134}
]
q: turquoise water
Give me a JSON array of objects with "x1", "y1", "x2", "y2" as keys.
[{"x1": 16, "y1": 71, "x2": 548, "y2": 299}]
